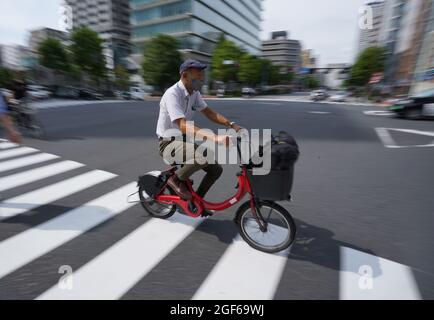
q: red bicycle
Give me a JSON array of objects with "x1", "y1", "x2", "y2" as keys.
[{"x1": 136, "y1": 136, "x2": 296, "y2": 253}]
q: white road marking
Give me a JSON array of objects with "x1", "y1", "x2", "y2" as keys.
[
  {"x1": 375, "y1": 127, "x2": 434, "y2": 148},
  {"x1": 0, "y1": 142, "x2": 19, "y2": 150},
  {"x1": 37, "y1": 214, "x2": 204, "y2": 300},
  {"x1": 340, "y1": 247, "x2": 421, "y2": 300},
  {"x1": 0, "y1": 160, "x2": 85, "y2": 193},
  {"x1": 0, "y1": 183, "x2": 136, "y2": 280},
  {"x1": 0, "y1": 170, "x2": 116, "y2": 220},
  {"x1": 193, "y1": 235, "x2": 290, "y2": 300},
  {"x1": 0, "y1": 153, "x2": 59, "y2": 173},
  {"x1": 258, "y1": 102, "x2": 283, "y2": 106},
  {"x1": 309, "y1": 111, "x2": 331, "y2": 114},
  {"x1": 0, "y1": 147, "x2": 38, "y2": 160},
  {"x1": 364, "y1": 110, "x2": 394, "y2": 116}
]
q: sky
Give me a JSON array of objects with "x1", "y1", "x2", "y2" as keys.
[{"x1": 0, "y1": 0, "x2": 373, "y2": 67}]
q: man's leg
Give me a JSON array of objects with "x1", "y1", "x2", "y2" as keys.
[
  {"x1": 196, "y1": 164, "x2": 223, "y2": 199},
  {"x1": 160, "y1": 140, "x2": 207, "y2": 200}
]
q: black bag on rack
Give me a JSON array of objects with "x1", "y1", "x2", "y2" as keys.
[{"x1": 248, "y1": 131, "x2": 299, "y2": 201}]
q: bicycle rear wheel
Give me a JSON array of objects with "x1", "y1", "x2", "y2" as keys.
[
  {"x1": 138, "y1": 172, "x2": 176, "y2": 219},
  {"x1": 235, "y1": 201, "x2": 296, "y2": 253}
]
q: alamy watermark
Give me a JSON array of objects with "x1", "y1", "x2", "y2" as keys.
[
  {"x1": 161, "y1": 122, "x2": 272, "y2": 176},
  {"x1": 58, "y1": 265, "x2": 74, "y2": 290},
  {"x1": 359, "y1": 5, "x2": 374, "y2": 30},
  {"x1": 59, "y1": 1, "x2": 73, "y2": 31},
  {"x1": 358, "y1": 265, "x2": 374, "y2": 290}
]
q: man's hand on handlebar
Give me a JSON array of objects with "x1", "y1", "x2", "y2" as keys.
[{"x1": 231, "y1": 123, "x2": 243, "y2": 133}]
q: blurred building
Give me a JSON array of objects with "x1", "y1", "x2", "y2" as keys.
[
  {"x1": 302, "y1": 49, "x2": 317, "y2": 69},
  {"x1": 378, "y1": 0, "x2": 407, "y2": 83},
  {"x1": 411, "y1": 1, "x2": 434, "y2": 94},
  {"x1": 261, "y1": 31, "x2": 301, "y2": 73},
  {"x1": 28, "y1": 28, "x2": 70, "y2": 53},
  {"x1": 358, "y1": 1, "x2": 385, "y2": 54},
  {"x1": 130, "y1": 0, "x2": 263, "y2": 66},
  {"x1": 315, "y1": 64, "x2": 351, "y2": 89},
  {"x1": 29, "y1": 28, "x2": 69, "y2": 52},
  {"x1": 0, "y1": 45, "x2": 33, "y2": 71},
  {"x1": 394, "y1": 0, "x2": 432, "y2": 93},
  {"x1": 65, "y1": 0, "x2": 131, "y2": 69}
]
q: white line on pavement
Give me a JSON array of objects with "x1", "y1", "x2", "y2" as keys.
[
  {"x1": 0, "y1": 147, "x2": 39, "y2": 160},
  {"x1": 0, "y1": 160, "x2": 85, "y2": 193},
  {"x1": 0, "y1": 153, "x2": 59, "y2": 173},
  {"x1": 339, "y1": 247, "x2": 421, "y2": 300},
  {"x1": 0, "y1": 142, "x2": 19, "y2": 150},
  {"x1": 37, "y1": 213, "x2": 204, "y2": 300},
  {"x1": 375, "y1": 128, "x2": 434, "y2": 148},
  {"x1": 309, "y1": 111, "x2": 331, "y2": 114},
  {"x1": 0, "y1": 182, "x2": 136, "y2": 281},
  {"x1": 0, "y1": 170, "x2": 116, "y2": 221},
  {"x1": 192, "y1": 235, "x2": 290, "y2": 300},
  {"x1": 364, "y1": 110, "x2": 394, "y2": 116}
]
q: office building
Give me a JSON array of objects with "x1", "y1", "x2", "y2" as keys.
[
  {"x1": 65, "y1": 0, "x2": 131, "y2": 68},
  {"x1": 130, "y1": 0, "x2": 263, "y2": 64},
  {"x1": 357, "y1": 1, "x2": 385, "y2": 54},
  {"x1": 261, "y1": 31, "x2": 301, "y2": 73}
]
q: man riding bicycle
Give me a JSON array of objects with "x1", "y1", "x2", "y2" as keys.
[{"x1": 156, "y1": 59, "x2": 242, "y2": 202}]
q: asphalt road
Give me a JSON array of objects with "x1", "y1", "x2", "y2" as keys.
[{"x1": 0, "y1": 99, "x2": 433, "y2": 300}]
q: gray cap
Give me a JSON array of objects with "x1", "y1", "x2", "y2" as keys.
[{"x1": 179, "y1": 59, "x2": 207, "y2": 75}]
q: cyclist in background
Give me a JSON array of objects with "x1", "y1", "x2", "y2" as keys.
[{"x1": 0, "y1": 91, "x2": 22, "y2": 144}]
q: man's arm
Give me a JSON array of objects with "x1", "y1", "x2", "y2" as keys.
[
  {"x1": 201, "y1": 107, "x2": 242, "y2": 131},
  {"x1": 0, "y1": 114, "x2": 22, "y2": 144},
  {"x1": 175, "y1": 118, "x2": 230, "y2": 146}
]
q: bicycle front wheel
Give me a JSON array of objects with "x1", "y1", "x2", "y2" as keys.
[{"x1": 235, "y1": 201, "x2": 296, "y2": 253}]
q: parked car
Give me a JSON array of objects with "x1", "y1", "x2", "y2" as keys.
[
  {"x1": 389, "y1": 88, "x2": 434, "y2": 120},
  {"x1": 27, "y1": 85, "x2": 51, "y2": 100},
  {"x1": 53, "y1": 86, "x2": 79, "y2": 99},
  {"x1": 78, "y1": 88, "x2": 103, "y2": 100},
  {"x1": 310, "y1": 89, "x2": 328, "y2": 101},
  {"x1": 130, "y1": 87, "x2": 147, "y2": 100},
  {"x1": 216, "y1": 88, "x2": 225, "y2": 98},
  {"x1": 329, "y1": 91, "x2": 348, "y2": 102},
  {"x1": 242, "y1": 87, "x2": 256, "y2": 97}
]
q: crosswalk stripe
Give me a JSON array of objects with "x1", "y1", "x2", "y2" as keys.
[
  {"x1": 0, "y1": 160, "x2": 85, "y2": 193},
  {"x1": 0, "y1": 147, "x2": 38, "y2": 160},
  {"x1": 0, "y1": 142, "x2": 19, "y2": 150},
  {"x1": 0, "y1": 170, "x2": 116, "y2": 221},
  {"x1": 37, "y1": 214, "x2": 204, "y2": 300},
  {"x1": 0, "y1": 182, "x2": 137, "y2": 280},
  {"x1": 339, "y1": 247, "x2": 421, "y2": 300},
  {"x1": 192, "y1": 235, "x2": 289, "y2": 300},
  {"x1": 0, "y1": 153, "x2": 59, "y2": 173}
]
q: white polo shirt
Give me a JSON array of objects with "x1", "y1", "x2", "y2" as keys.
[{"x1": 156, "y1": 80, "x2": 208, "y2": 139}]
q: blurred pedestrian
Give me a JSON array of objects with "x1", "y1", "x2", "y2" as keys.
[{"x1": 0, "y1": 91, "x2": 22, "y2": 144}]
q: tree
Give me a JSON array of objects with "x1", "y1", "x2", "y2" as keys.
[
  {"x1": 0, "y1": 67, "x2": 14, "y2": 88},
  {"x1": 349, "y1": 47, "x2": 387, "y2": 86},
  {"x1": 70, "y1": 27, "x2": 107, "y2": 83},
  {"x1": 37, "y1": 38, "x2": 70, "y2": 73},
  {"x1": 257, "y1": 59, "x2": 281, "y2": 86},
  {"x1": 142, "y1": 34, "x2": 182, "y2": 92},
  {"x1": 211, "y1": 38, "x2": 244, "y2": 82},
  {"x1": 300, "y1": 75, "x2": 319, "y2": 89},
  {"x1": 238, "y1": 53, "x2": 262, "y2": 86},
  {"x1": 114, "y1": 65, "x2": 130, "y2": 91}
]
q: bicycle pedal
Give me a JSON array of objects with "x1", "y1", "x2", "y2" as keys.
[{"x1": 201, "y1": 210, "x2": 214, "y2": 218}]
